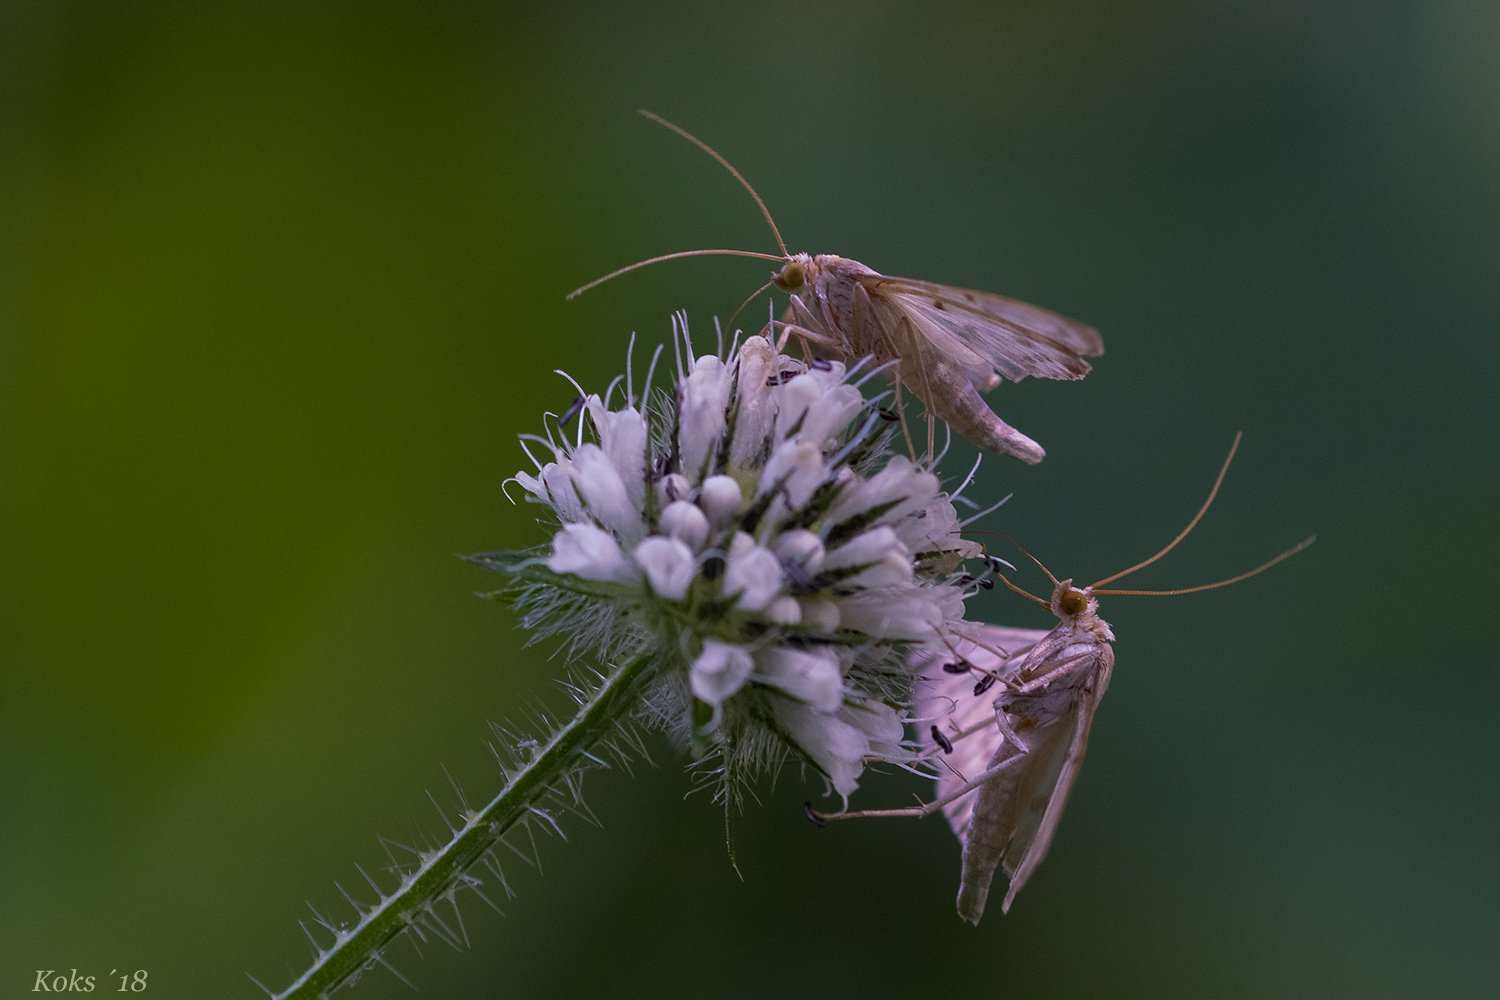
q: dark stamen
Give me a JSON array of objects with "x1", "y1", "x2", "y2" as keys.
[
  {"x1": 559, "y1": 395, "x2": 586, "y2": 425},
  {"x1": 803, "y1": 802, "x2": 826, "y2": 828},
  {"x1": 931, "y1": 726, "x2": 954, "y2": 754},
  {"x1": 973, "y1": 674, "x2": 997, "y2": 696}
]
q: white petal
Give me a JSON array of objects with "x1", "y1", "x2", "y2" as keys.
[
  {"x1": 690, "y1": 639, "x2": 755, "y2": 705},
  {"x1": 825, "y1": 455, "x2": 940, "y2": 532},
  {"x1": 586, "y1": 398, "x2": 647, "y2": 514},
  {"x1": 539, "y1": 461, "x2": 586, "y2": 523},
  {"x1": 838, "y1": 700, "x2": 905, "y2": 761},
  {"x1": 546, "y1": 524, "x2": 637, "y2": 584},
  {"x1": 772, "y1": 529, "x2": 825, "y2": 575},
  {"x1": 678, "y1": 355, "x2": 731, "y2": 481},
  {"x1": 655, "y1": 472, "x2": 693, "y2": 509},
  {"x1": 632, "y1": 536, "x2": 696, "y2": 600},
  {"x1": 697, "y1": 475, "x2": 743, "y2": 531},
  {"x1": 756, "y1": 646, "x2": 843, "y2": 712},
  {"x1": 823, "y1": 525, "x2": 913, "y2": 587},
  {"x1": 765, "y1": 596, "x2": 802, "y2": 624},
  {"x1": 570, "y1": 444, "x2": 645, "y2": 543},
  {"x1": 836, "y1": 592, "x2": 944, "y2": 640},
  {"x1": 800, "y1": 599, "x2": 841, "y2": 632},
  {"x1": 772, "y1": 699, "x2": 869, "y2": 798},
  {"x1": 659, "y1": 500, "x2": 710, "y2": 552},
  {"x1": 758, "y1": 440, "x2": 828, "y2": 516},
  {"x1": 723, "y1": 532, "x2": 783, "y2": 611},
  {"x1": 728, "y1": 338, "x2": 778, "y2": 465}
]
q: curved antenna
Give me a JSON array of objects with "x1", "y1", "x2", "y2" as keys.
[
  {"x1": 567, "y1": 248, "x2": 787, "y2": 300},
  {"x1": 639, "y1": 110, "x2": 789, "y2": 258},
  {"x1": 1094, "y1": 536, "x2": 1314, "y2": 596},
  {"x1": 1089, "y1": 431, "x2": 1242, "y2": 590},
  {"x1": 722, "y1": 276, "x2": 778, "y2": 335},
  {"x1": 968, "y1": 531, "x2": 1060, "y2": 586},
  {"x1": 992, "y1": 570, "x2": 1050, "y2": 609}
]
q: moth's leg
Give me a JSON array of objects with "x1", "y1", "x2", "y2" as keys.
[
  {"x1": 809, "y1": 750, "x2": 1027, "y2": 822},
  {"x1": 992, "y1": 705, "x2": 1032, "y2": 755},
  {"x1": 1014, "y1": 653, "x2": 1098, "y2": 695},
  {"x1": 772, "y1": 320, "x2": 841, "y2": 355},
  {"x1": 890, "y1": 368, "x2": 919, "y2": 462},
  {"x1": 966, "y1": 632, "x2": 1040, "y2": 665},
  {"x1": 894, "y1": 313, "x2": 940, "y2": 463},
  {"x1": 777, "y1": 295, "x2": 831, "y2": 353}
]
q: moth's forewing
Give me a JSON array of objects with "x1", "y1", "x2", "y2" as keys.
[
  {"x1": 960, "y1": 698, "x2": 1082, "y2": 922},
  {"x1": 776, "y1": 258, "x2": 1101, "y2": 461},
  {"x1": 859, "y1": 275, "x2": 1103, "y2": 381},
  {"x1": 996, "y1": 658, "x2": 1109, "y2": 915}
]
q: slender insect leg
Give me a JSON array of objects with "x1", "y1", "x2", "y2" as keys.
[
  {"x1": 772, "y1": 320, "x2": 841, "y2": 354},
  {"x1": 810, "y1": 751, "x2": 1027, "y2": 822},
  {"x1": 890, "y1": 369, "x2": 919, "y2": 462},
  {"x1": 926, "y1": 413, "x2": 936, "y2": 463},
  {"x1": 992, "y1": 705, "x2": 1032, "y2": 755}
]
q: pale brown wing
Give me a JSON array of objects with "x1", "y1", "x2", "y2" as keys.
[
  {"x1": 996, "y1": 664, "x2": 1106, "y2": 914},
  {"x1": 912, "y1": 624, "x2": 1052, "y2": 839},
  {"x1": 859, "y1": 274, "x2": 1103, "y2": 384},
  {"x1": 957, "y1": 698, "x2": 1083, "y2": 922}
]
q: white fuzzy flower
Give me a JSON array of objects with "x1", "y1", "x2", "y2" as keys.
[{"x1": 494, "y1": 316, "x2": 1004, "y2": 803}]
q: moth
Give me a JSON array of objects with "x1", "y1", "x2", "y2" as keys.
[
  {"x1": 569, "y1": 111, "x2": 1105, "y2": 464},
  {"x1": 813, "y1": 434, "x2": 1314, "y2": 922}
]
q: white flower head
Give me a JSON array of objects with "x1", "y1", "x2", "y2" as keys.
[{"x1": 493, "y1": 314, "x2": 994, "y2": 806}]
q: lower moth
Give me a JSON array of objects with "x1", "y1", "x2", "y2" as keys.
[{"x1": 813, "y1": 434, "x2": 1313, "y2": 922}]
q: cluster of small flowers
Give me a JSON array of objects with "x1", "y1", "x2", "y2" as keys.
[{"x1": 507, "y1": 320, "x2": 986, "y2": 801}]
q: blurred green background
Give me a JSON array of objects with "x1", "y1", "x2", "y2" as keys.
[{"x1": 2, "y1": 1, "x2": 1496, "y2": 997}]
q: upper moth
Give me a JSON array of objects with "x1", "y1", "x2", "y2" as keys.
[{"x1": 570, "y1": 111, "x2": 1104, "y2": 463}]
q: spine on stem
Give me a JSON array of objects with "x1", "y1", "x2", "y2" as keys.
[{"x1": 262, "y1": 652, "x2": 658, "y2": 1000}]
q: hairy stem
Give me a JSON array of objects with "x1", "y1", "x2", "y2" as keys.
[{"x1": 269, "y1": 651, "x2": 658, "y2": 999}]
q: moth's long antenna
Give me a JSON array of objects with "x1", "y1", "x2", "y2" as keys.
[
  {"x1": 974, "y1": 542, "x2": 1050, "y2": 608},
  {"x1": 1089, "y1": 432, "x2": 1242, "y2": 590},
  {"x1": 567, "y1": 248, "x2": 787, "y2": 300},
  {"x1": 723, "y1": 277, "x2": 778, "y2": 335},
  {"x1": 1094, "y1": 536, "x2": 1315, "y2": 596},
  {"x1": 968, "y1": 532, "x2": 1060, "y2": 586},
  {"x1": 638, "y1": 110, "x2": 789, "y2": 258}
]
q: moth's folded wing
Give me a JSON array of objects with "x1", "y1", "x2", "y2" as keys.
[
  {"x1": 864, "y1": 275, "x2": 1102, "y2": 383},
  {"x1": 911, "y1": 624, "x2": 1052, "y2": 840},
  {"x1": 998, "y1": 675, "x2": 1108, "y2": 914},
  {"x1": 958, "y1": 705, "x2": 1081, "y2": 923}
]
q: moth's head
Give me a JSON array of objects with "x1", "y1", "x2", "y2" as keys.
[
  {"x1": 1050, "y1": 579, "x2": 1094, "y2": 621},
  {"x1": 772, "y1": 252, "x2": 814, "y2": 292}
]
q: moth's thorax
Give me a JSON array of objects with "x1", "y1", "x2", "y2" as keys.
[{"x1": 794, "y1": 254, "x2": 880, "y2": 352}]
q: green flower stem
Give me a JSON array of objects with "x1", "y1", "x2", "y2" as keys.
[{"x1": 272, "y1": 651, "x2": 658, "y2": 999}]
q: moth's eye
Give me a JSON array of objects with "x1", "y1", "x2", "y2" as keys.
[
  {"x1": 1059, "y1": 589, "x2": 1087, "y2": 616},
  {"x1": 774, "y1": 261, "x2": 805, "y2": 291}
]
